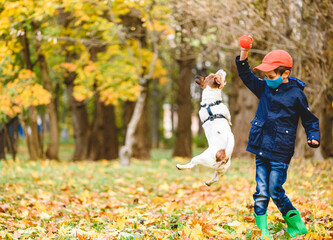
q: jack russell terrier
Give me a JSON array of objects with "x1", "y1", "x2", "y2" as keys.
[{"x1": 176, "y1": 70, "x2": 234, "y2": 186}]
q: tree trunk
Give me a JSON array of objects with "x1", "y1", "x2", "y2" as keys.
[
  {"x1": 85, "y1": 45, "x2": 119, "y2": 161},
  {"x1": 120, "y1": 84, "x2": 148, "y2": 166},
  {"x1": 19, "y1": 26, "x2": 43, "y2": 160},
  {"x1": 0, "y1": 125, "x2": 5, "y2": 160},
  {"x1": 120, "y1": 8, "x2": 151, "y2": 159},
  {"x1": 123, "y1": 101, "x2": 135, "y2": 144},
  {"x1": 228, "y1": 57, "x2": 258, "y2": 158},
  {"x1": 320, "y1": 87, "x2": 333, "y2": 158},
  {"x1": 4, "y1": 124, "x2": 16, "y2": 160},
  {"x1": 172, "y1": 57, "x2": 194, "y2": 158},
  {"x1": 58, "y1": 9, "x2": 90, "y2": 160},
  {"x1": 151, "y1": 78, "x2": 160, "y2": 148},
  {"x1": 25, "y1": 107, "x2": 43, "y2": 160},
  {"x1": 0, "y1": 117, "x2": 20, "y2": 160},
  {"x1": 34, "y1": 22, "x2": 59, "y2": 159},
  {"x1": 196, "y1": 66, "x2": 207, "y2": 137},
  {"x1": 132, "y1": 88, "x2": 151, "y2": 160},
  {"x1": 4, "y1": 117, "x2": 19, "y2": 158},
  {"x1": 123, "y1": 95, "x2": 151, "y2": 159},
  {"x1": 11, "y1": 117, "x2": 19, "y2": 155},
  {"x1": 88, "y1": 96, "x2": 119, "y2": 160},
  {"x1": 65, "y1": 72, "x2": 90, "y2": 161}
]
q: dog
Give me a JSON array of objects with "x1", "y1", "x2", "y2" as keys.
[{"x1": 176, "y1": 69, "x2": 234, "y2": 186}]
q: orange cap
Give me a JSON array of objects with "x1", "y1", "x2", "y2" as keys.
[{"x1": 254, "y1": 50, "x2": 293, "y2": 72}]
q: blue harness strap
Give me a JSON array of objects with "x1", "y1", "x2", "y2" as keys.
[
  {"x1": 203, "y1": 114, "x2": 225, "y2": 124},
  {"x1": 201, "y1": 100, "x2": 226, "y2": 124}
]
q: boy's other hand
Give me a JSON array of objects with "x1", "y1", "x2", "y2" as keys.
[{"x1": 308, "y1": 139, "x2": 319, "y2": 146}]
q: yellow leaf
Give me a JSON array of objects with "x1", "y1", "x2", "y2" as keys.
[
  {"x1": 15, "y1": 185, "x2": 24, "y2": 195},
  {"x1": 84, "y1": 64, "x2": 96, "y2": 72},
  {"x1": 191, "y1": 223, "x2": 204, "y2": 240},
  {"x1": 12, "y1": 105, "x2": 21, "y2": 114},
  {"x1": 39, "y1": 212, "x2": 51, "y2": 220},
  {"x1": 114, "y1": 217, "x2": 126, "y2": 230},
  {"x1": 183, "y1": 224, "x2": 192, "y2": 237},
  {"x1": 228, "y1": 220, "x2": 241, "y2": 227},
  {"x1": 160, "y1": 182, "x2": 170, "y2": 191},
  {"x1": 159, "y1": 77, "x2": 168, "y2": 85},
  {"x1": 183, "y1": 223, "x2": 204, "y2": 240},
  {"x1": 21, "y1": 210, "x2": 29, "y2": 218},
  {"x1": 61, "y1": 62, "x2": 76, "y2": 72},
  {"x1": 18, "y1": 69, "x2": 35, "y2": 79}
]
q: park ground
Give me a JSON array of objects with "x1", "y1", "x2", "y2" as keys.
[{"x1": 0, "y1": 143, "x2": 332, "y2": 239}]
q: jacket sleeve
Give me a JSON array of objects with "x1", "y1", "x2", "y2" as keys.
[
  {"x1": 297, "y1": 91, "x2": 321, "y2": 148},
  {"x1": 235, "y1": 56, "x2": 266, "y2": 98}
]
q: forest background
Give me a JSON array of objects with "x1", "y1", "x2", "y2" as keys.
[
  {"x1": 0, "y1": 0, "x2": 332, "y2": 163},
  {"x1": 0, "y1": 0, "x2": 332, "y2": 239}
]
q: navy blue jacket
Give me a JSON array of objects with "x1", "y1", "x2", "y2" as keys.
[{"x1": 235, "y1": 56, "x2": 320, "y2": 163}]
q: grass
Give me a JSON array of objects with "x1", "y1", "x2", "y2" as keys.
[{"x1": 0, "y1": 143, "x2": 332, "y2": 239}]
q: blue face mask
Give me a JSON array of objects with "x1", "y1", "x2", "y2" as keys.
[{"x1": 264, "y1": 76, "x2": 283, "y2": 89}]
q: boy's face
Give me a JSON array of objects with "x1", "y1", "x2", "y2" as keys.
[
  {"x1": 264, "y1": 70, "x2": 290, "y2": 82},
  {"x1": 264, "y1": 70, "x2": 279, "y2": 80}
]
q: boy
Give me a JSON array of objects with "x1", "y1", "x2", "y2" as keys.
[{"x1": 235, "y1": 44, "x2": 320, "y2": 239}]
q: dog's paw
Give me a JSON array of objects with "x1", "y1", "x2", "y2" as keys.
[
  {"x1": 176, "y1": 164, "x2": 182, "y2": 170},
  {"x1": 205, "y1": 182, "x2": 212, "y2": 187}
]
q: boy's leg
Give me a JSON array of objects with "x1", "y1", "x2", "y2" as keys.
[
  {"x1": 268, "y1": 160, "x2": 295, "y2": 215},
  {"x1": 269, "y1": 160, "x2": 307, "y2": 237},
  {"x1": 253, "y1": 155, "x2": 270, "y2": 215},
  {"x1": 253, "y1": 155, "x2": 272, "y2": 239}
]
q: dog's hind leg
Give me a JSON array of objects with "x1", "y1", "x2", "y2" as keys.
[
  {"x1": 176, "y1": 155, "x2": 200, "y2": 170},
  {"x1": 205, "y1": 170, "x2": 224, "y2": 186},
  {"x1": 176, "y1": 149, "x2": 210, "y2": 170}
]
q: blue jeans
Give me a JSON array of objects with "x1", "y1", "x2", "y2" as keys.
[{"x1": 253, "y1": 155, "x2": 296, "y2": 216}]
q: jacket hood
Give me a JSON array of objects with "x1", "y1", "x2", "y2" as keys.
[{"x1": 289, "y1": 77, "x2": 306, "y2": 90}]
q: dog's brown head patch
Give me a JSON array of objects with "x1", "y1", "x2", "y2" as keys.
[{"x1": 195, "y1": 74, "x2": 224, "y2": 89}]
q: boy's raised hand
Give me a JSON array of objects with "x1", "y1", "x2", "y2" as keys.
[
  {"x1": 239, "y1": 35, "x2": 253, "y2": 60},
  {"x1": 239, "y1": 35, "x2": 253, "y2": 49}
]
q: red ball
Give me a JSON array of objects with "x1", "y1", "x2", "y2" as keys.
[{"x1": 239, "y1": 35, "x2": 253, "y2": 49}]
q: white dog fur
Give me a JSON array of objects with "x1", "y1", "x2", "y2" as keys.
[{"x1": 176, "y1": 69, "x2": 235, "y2": 186}]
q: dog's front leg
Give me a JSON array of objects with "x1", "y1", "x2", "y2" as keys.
[
  {"x1": 205, "y1": 171, "x2": 224, "y2": 186},
  {"x1": 176, "y1": 150, "x2": 209, "y2": 170}
]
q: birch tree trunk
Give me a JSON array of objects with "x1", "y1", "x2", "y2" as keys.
[{"x1": 120, "y1": 83, "x2": 148, "y2": 166}]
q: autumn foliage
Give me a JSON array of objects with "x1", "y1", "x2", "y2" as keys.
[{"x1": 0, "y1": 156, "x2": 332, "y2": 239}]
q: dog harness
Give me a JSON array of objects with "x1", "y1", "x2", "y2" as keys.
[{"x1": 201, "y1": 100, "x2": 226, "y2": 124}]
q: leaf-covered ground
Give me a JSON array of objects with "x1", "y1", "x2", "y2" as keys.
[{"x1": 0, "y1": 150, "x2": 332, "y2": 239}]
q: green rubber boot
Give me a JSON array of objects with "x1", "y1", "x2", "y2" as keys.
[
  {"x1": 253, "y1": 212, "x2": 273, "y2": 239},
  {"x1": 283, "y1": 210, "x2": 308, "y2": 237}
]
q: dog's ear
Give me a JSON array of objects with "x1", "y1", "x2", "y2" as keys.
[
  {"x1": 195, "y1": 75, "x2": 204, "y2": 86},
  {"x1": 214, "y1": 76, "x2": 223, "y2": 89}
]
